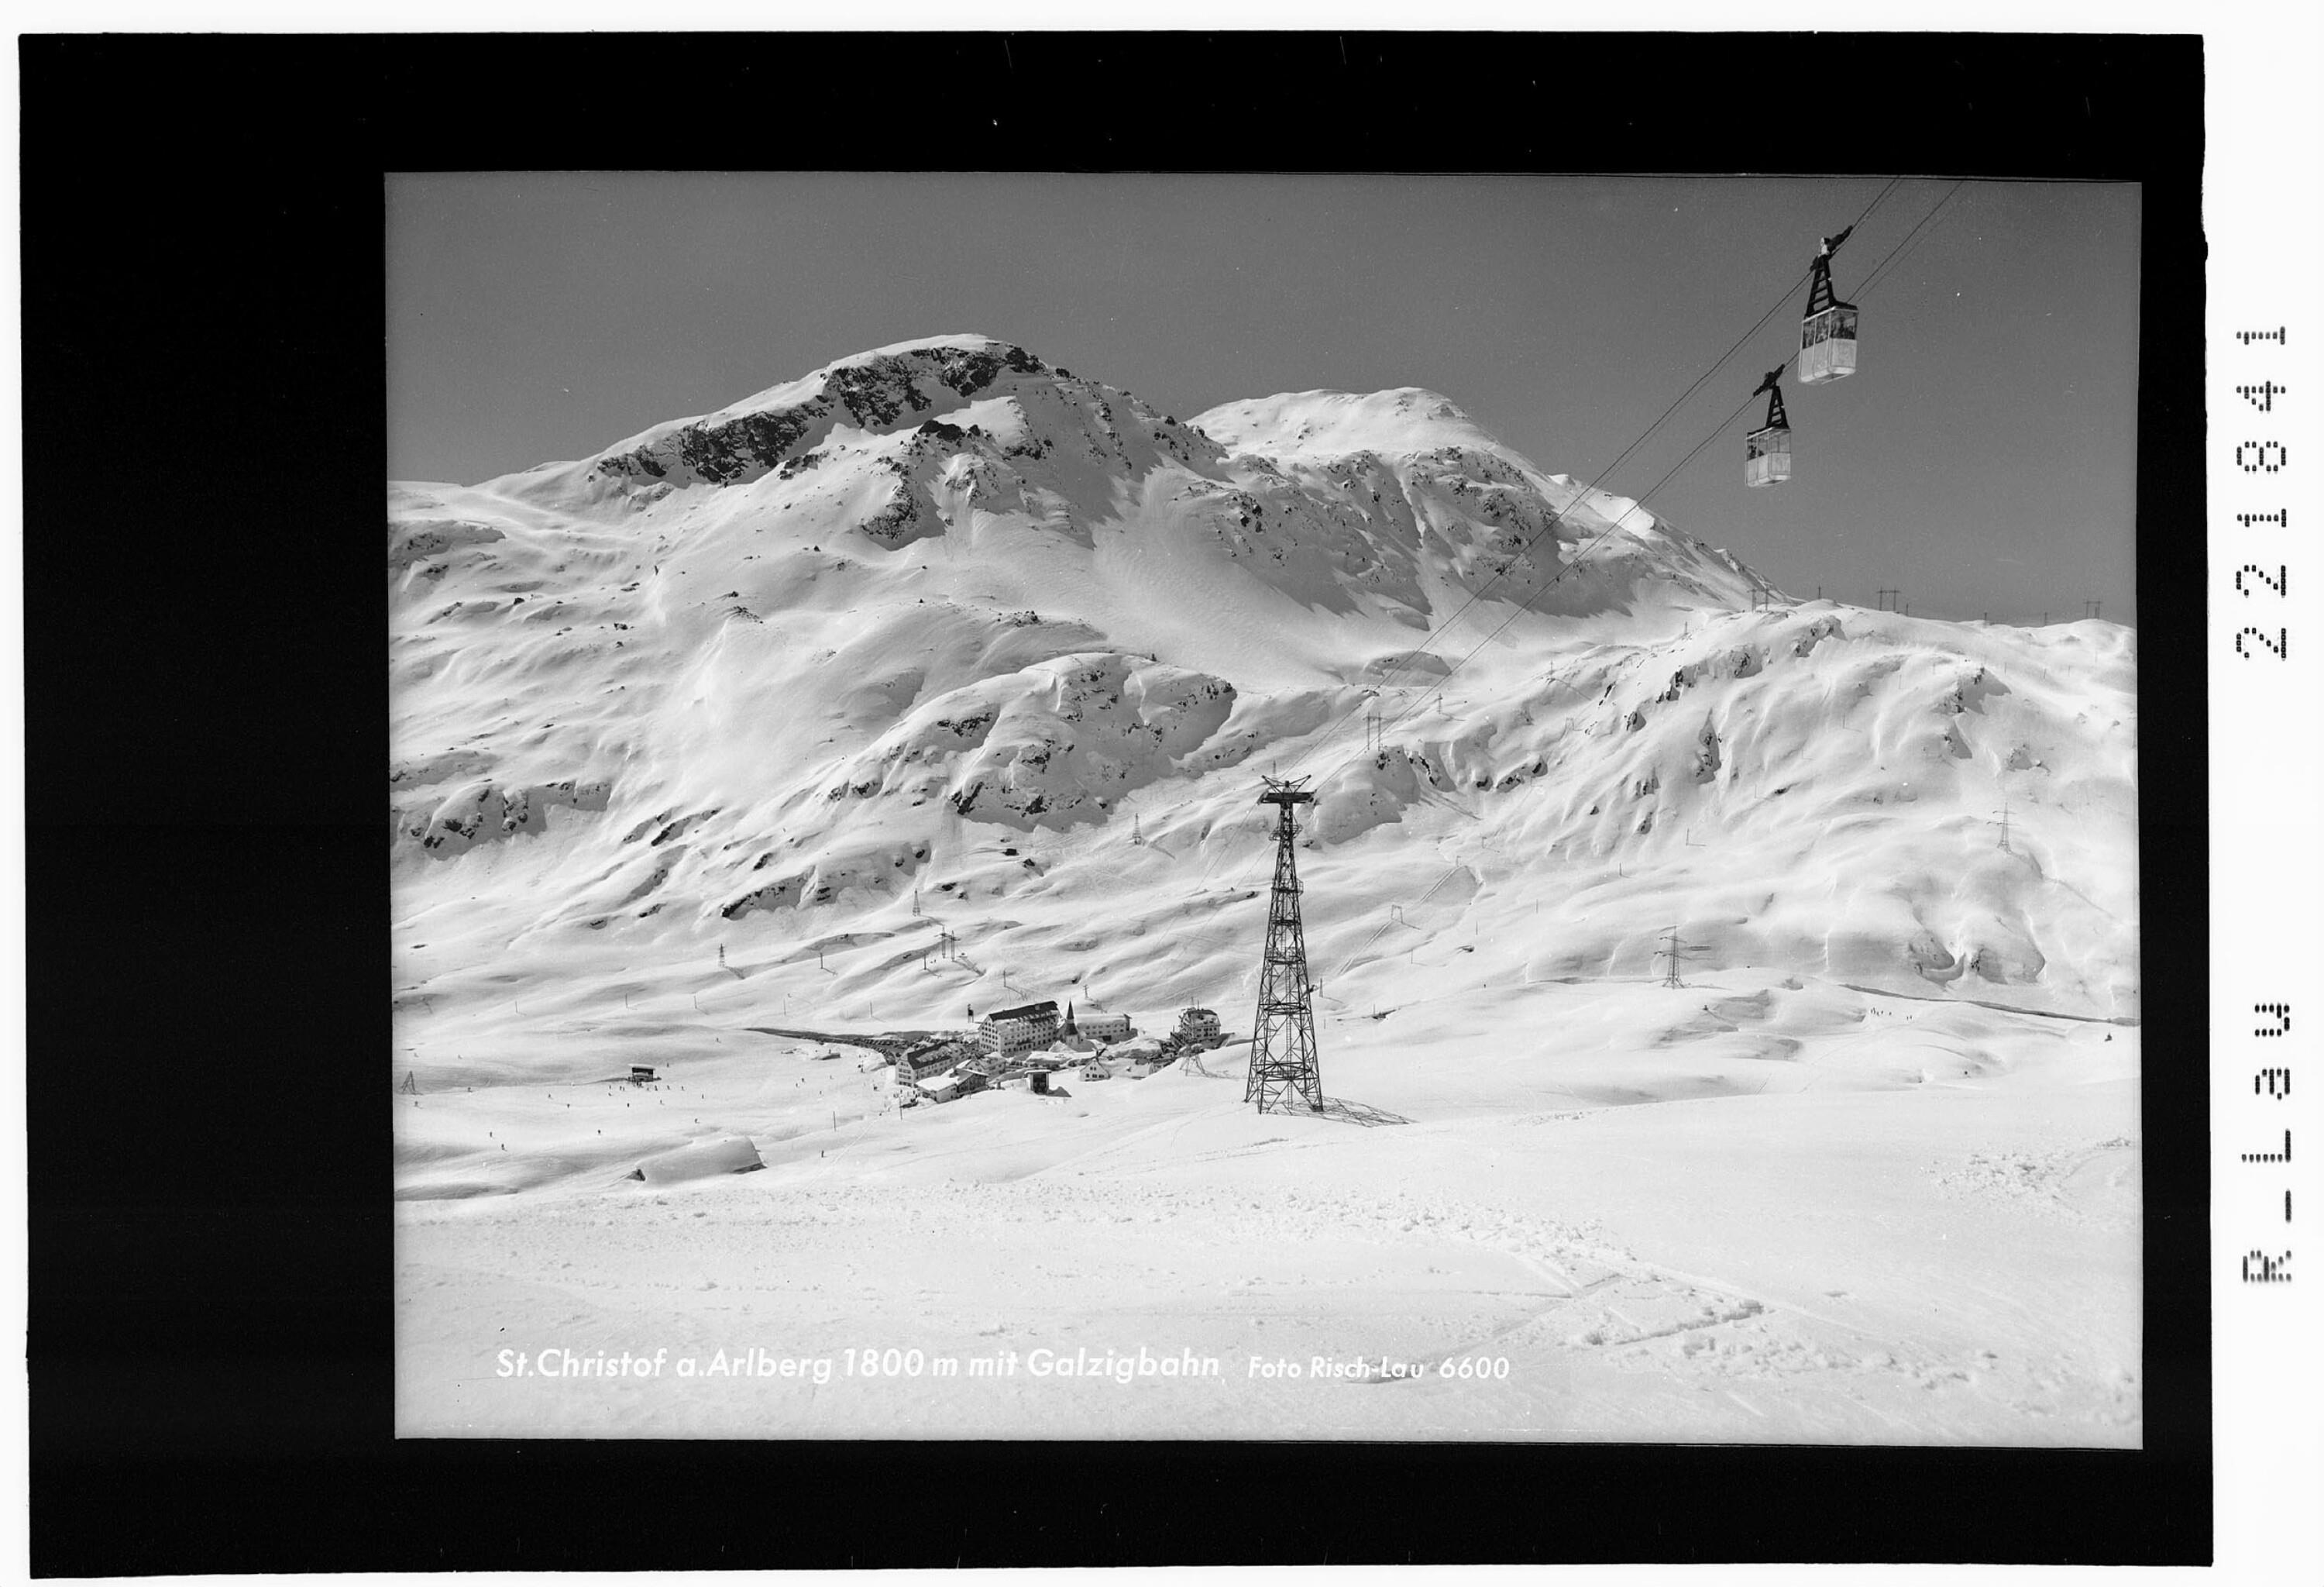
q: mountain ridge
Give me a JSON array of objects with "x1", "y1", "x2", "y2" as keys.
[{"x1": 390, "y1": 336, "x2": 2137, "y2": 1022}]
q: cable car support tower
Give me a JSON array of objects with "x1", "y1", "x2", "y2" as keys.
[{"x1": 1246, "y1": 776, "x2": 1324, "y2": 1114}]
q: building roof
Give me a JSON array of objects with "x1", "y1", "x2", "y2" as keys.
[
  {"x1": 988, "y1": 1000, "x2": 1059, "y2": 1022},
  {"x1": 904, "y1": 1038, "x2": 980, "y2": 1072}
]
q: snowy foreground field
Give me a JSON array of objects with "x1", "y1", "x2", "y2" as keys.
[{"x1": 396, "y1": 967, "x2": 2137, "y2": 1444}]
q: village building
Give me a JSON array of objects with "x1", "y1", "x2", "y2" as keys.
[
  {"x1": 1079, "y1": 1011, "x2": 1133, "y2": 1044},
  {"x1": 978, "y1": 1018, "x2": 1040, "y2": 1057},
  {"x1": 1174, "y1": 1007, "x2": 1222, "y2": 1049},
  {"x1": 978, "y1": 999, "x2": 1061, "y2": 1054},
  {"x1": 900, "y1": 1036, "x2": 982, "y2": 1077}
]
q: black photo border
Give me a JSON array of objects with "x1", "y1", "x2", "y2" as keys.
[{"x1": 22, "y1": 29, "x2": 2205, "y2": 1573}]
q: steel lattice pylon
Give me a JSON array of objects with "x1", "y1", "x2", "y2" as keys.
[{"x1": 1246, "y1": 777, "x2": 1323, "y2": 1114}]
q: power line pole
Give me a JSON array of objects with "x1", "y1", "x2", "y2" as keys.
[
  {"x1": 1247, "y1": 776, "x2": 1323, "y2": 1114},
  {"x1": 1992, "y1": 790, "x2": 2013, "y2": 854},
  {"x1": 1657, "y1": 925, "x2": 1686, "y2": 989},
  {"x1": 2084, "y1": 599, "x2": 2102, "y2": 620}
]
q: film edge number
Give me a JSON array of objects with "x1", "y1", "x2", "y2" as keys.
[{"x1": 2230, "y1": 329, "x2": 2293, "y2": 663}]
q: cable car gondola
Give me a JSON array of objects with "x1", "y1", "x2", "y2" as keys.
[
  {"x1": 1744, "y1": 366, "x2": 1790, "y2": 487},
  {"x1": 1798, "y1": 225, "x2": 1858, "y2": 384}
]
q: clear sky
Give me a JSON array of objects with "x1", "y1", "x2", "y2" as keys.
[{"x1": 389, "y1": 172, "x2": 2140, "y2": 627}]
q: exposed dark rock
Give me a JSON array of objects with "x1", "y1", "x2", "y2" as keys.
[
  {"x1": 922, "y1": 341, "x2": 1043, "y2": 398},
  {"x1": 722, "y1": 874, "x2": 806, "y2": 919}
]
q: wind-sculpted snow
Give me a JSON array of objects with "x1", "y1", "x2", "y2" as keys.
[
  {"x1": 816, "y1": 652, "x2": 1237, "y2": 831},
  {"x1": 392, "y1": 776, "x2": 613, "y2": 856},
  {"x1": 1312, "y1": 745, "x2": 1450, "y2": 844},
  {"x1": 391, "y1": 334, "x2": 2137, "y2": 1022},
  {"x1": 390, "y1": 516, "x2": 506, "y2": 570}
]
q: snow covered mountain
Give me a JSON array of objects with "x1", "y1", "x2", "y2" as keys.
[
  {"x1": 393, "y1": 335, "x2": 2143, "y2": 1445},
  {"x1": 390, "y1": 334, "x2": 2137, "y2": 1034}
]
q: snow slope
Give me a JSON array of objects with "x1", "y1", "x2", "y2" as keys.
[{"x1": 391, "y1": 336, "x2": 2140, "y2": 1443}]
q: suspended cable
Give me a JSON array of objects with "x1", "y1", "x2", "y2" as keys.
[
  {"x1": 1349, "y1": 179, "x2": 1904, "y2": 716},
  {"x1": 1855, "y1": 179, "x2": 1966, "y2": 298},
  {"x1": 1382, "y1": 183, "x2": 1896, "y2": 642},
  {"x1": 1342, "y1": 387, "x2": 1762, "y2": 772},
  {"x1": 1305, "y1": 177, "x2": 1969, "y2": 783},
  {"x1": 1324, "y1": 862, "x2": 1466, "y2": 984},
  {"x1": 1616, "y1": 177, "x2": 1901, "y2": 471},
  {"x1": 1163, "y1": 178, "x2": 1966, "y2": 907}
]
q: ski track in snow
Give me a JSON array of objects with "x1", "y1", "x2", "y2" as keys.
[{"x1": 396, "y1": 984, "x2": 2140, "y2": 1444}]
